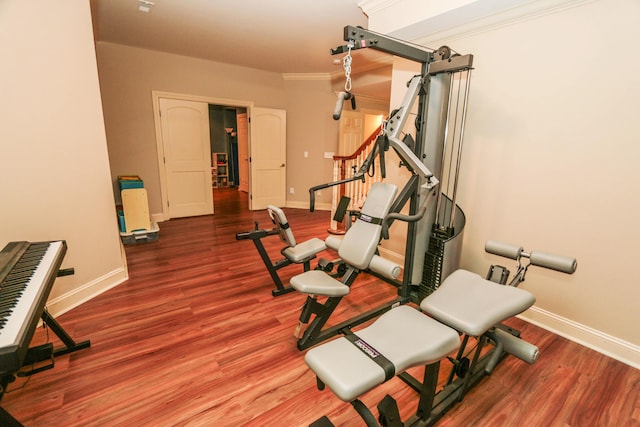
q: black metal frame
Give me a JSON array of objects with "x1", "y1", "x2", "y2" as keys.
[
  {"x1": 295, "y1": 26, "x2": 475, "y2": 350},
  {"x1": 327, "y1": 26, "x2": 473, "y2": 300},
  {"x1": 0, "y1": 310, "x2": 91, "y2": 427},
  {"x1": 41, "y1": 310, "x2": 91, "y2": 359},
  {"x1": 331, "y1": 26, "x2": 434, "y2": 63},
  {"x1": 235, "y1": 226, "x2": 317, "y2": 297},
  {"x1": 295, "y1": 263, "x2": 409, "y2": 350}
]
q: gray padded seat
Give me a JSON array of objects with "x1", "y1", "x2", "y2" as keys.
[
  {"x1": 290, "y1": 182, "x2": 397, "y2": 296},
  {"x1": 420, "y1": 269, "x2": 536, "y2": 336},
  {"x1": 267, "y1": 205, "x2": 326, "y2": 263},
  {"x1": 282, "y1": 238, "x2": 326, "y2": 263},
  {"x1": 290, "y1": 270, "x2": 350, "y2": 297},
  {"x1": 305, "y1": 305, "x2": 460, "y2": 402}
]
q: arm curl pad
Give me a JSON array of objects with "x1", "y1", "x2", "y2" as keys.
[
  {"x1": 485, "y1": 240, "x2": 523, "y2": 260},
  {"x1": 368, "y1": 255, "x2": 402, "y2": 280},
  {"x1": 529, "y1": 251, "x2": 577, "y2": 274}
]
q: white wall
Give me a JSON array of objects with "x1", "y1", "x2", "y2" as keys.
[
  {"x1": 0, "y1": 2, "x2": 126, "y2": 315},
  {"x1": 96, "y1": 42, "x2": 290, "y2": 215},
  {"x1": 362, "y1": 0, "x2": 640, "y2": 367},
  {"x1": 282, "y1": 77, "x2": 340, "y2": 208}
]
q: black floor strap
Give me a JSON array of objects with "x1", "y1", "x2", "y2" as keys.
[{"x1": 345, "y1": 333, "x2": 395, "y2": 381}]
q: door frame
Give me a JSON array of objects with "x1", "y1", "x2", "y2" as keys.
[{"x1": 152, "y1": 91, "x2": 253, "y2": 221}]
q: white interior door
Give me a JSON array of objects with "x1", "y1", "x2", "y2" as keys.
[
  {"x1": 236, "y1": 112, "x2": 249, "y2": 193},
  {"x1": 159, "y1": 98, "x2": 213, "y2": 218},
  {"x1": 338, "y1": 110, "x2": 364, "y2": 155},
  {"x1": 249, "y1": 107, "x2": 286, "y2": 210}
]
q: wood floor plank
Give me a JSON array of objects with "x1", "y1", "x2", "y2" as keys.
[{"x1": 2, "y1": 188, "x2": 639, "y2": 426}]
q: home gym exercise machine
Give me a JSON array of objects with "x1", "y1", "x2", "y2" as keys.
[
  {"x1": 290, "y1": 26, "x2": 474, "y2": 350},
  {"x1": 305, "y1": 241, "x2": 577, "y2": 426},
  {"x1": 292, "y1": 181, "x2": 405, "y2": 350},
  {"x1": 291, "y1": 26, "x2": 579, "y2": 426},
  {"x1": 326, "y1": 25, "x2": 474, "y2": 293},
  {"x1": 235, "y1": 206, "x2": 327, "y2": 296}
]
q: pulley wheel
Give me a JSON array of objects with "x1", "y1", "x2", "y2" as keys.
[{"x1": 436, "y1": 46, "x2": 451, "y2": 60}]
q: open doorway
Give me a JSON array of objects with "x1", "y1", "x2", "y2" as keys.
[
  {"x1": 153, "y1": 92, "x2": 287, "y2": 218},
  {"x1": 153, "y1": 91, "x2": 252, "y2": 219},
  {"x1": 208, "y1": 105, "x2": 247, "y2": 191}
]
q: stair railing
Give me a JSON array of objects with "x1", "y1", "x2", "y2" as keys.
[{"x1": 329, "y1": 125, "x2": 383, "y2": 234}]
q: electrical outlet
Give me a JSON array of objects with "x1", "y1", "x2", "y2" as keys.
[
  {"x1": 289, "y1": 187, "x2": 295, "y2": 194},
  {"x1": 303, "y1": 151, "x2": 309, "y2": 158}
]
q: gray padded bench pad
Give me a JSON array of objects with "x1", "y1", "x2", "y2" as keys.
[
  {"x1": 290, "y1": 270, "x2": 350, "y2": 297},
  {"x1": 304, "y1": 269, "x2": 537, "y2": 403},
  {"x1": 420, "y1": 269, "x2": 536, "y2": 336},
  {"x1": 282, "y1": 237, "x2": 326, "y2": 263},
  {"x1": 304, "y1": 305, "x2": 460, "y2": 402}
]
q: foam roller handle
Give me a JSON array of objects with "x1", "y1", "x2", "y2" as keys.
[
  {"x1": 333, "y1": 91, "x2": 352, "y2": 120},
  {"x1": 530, "y1": 250, "x2": 577, "y2": 274},
  {"x1": 325, "y1": 235, "x2": 342, "y2": 251},
  {"x1": 485, "y1": 240, "x2": 523, "y2": 260},
  {"x1": 368, "y1": 255, "x2": 402, "y2": 280},
  {"x1": 493, "y1": 328, "x2": 539, "y2": 364}
]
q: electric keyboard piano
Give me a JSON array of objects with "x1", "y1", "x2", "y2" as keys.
[
  {"x1": 0, "y1": 241, "x2": 67, "y2": 375},
  {"x1": 0, "y1": 240, "x2": 91, "y2": 426}
]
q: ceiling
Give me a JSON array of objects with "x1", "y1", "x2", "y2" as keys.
[{"x1": 91, "y1": 0, "x2": 392, "y2": 76}]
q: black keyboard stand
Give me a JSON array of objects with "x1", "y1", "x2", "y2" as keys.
[
  {"x1": 41, "y1": 309, "x2": 91, "y2": 358},
  {"x1": 0, "y1": 405, "x2": 23, "y2": 427},
  {"x1": 16, "y1": 310, "x2": 92, "y2": 378},
  {"x1": 0, "y1": 310, "x2": 91, "y2": 426}
]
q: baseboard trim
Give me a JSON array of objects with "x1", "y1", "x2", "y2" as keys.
[
  {"x1": 377, "y1": 247, "x2": 405, "y2": 266},
  {"x1": 519, "y1": 306, "x2": 640, "y2": 369},
  {"x1": 154, "y1": 204, "x2": 331, "y2": 219},
  {"x1": 285, "y1": 201, "x2": 332, "y2": 211},
  {"x1": 46, "y1": 267, "x2": 128, "y2": 319},
  {"x1": 151, "y1": 212, "x2": 166, "y2": 223}
]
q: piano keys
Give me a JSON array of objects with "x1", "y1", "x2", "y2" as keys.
[
  {"x1": 0, "y1": 240, "x2": 90, "y2": 376},
  {"x1": 0, "y1": 241, "x2": 91, "y2": 426},
  {"x1": 0, "y1": 241, "x2": 67, "y2": 375}
]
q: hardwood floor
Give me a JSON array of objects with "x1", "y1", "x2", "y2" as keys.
[{"x1": 2, "y1": 188, "x2": 639, "y2": 426}]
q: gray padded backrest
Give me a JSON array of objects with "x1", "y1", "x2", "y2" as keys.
[
  {"x1": 267, "y1": 205, "x2": 296, "y2": 247},
  {"x1": 338, "y1": 182, "x2": 398, "y2": 270}
]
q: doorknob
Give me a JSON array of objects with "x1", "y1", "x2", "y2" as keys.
[{"x1": 280, "y1": 163, "x2": 285, "y2": 167}]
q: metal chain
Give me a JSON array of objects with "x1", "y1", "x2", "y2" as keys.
[{"x1": 343, "y1": 42, "x2": 353, "y2": 92}]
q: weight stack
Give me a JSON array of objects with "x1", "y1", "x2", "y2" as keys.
[{"x1": 418, "y1": 199, "x2": 466, "y2": 300}]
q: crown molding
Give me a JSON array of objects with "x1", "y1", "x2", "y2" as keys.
[
  {"x1": 329, "y1": 54, "x2": 393, "y2": 80},
  {"x1": 358, "y1": 0, "x2": 401, "y2": 16},
  {"x1": 395, "y1": 0, "x2": 594, "y2": 45},
  {"x1": 359, "y1": 0, "x2": 594, "y2": 46},
  {"x1": 282, "y1": 73, "x2": 331, "y2": 81}
]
